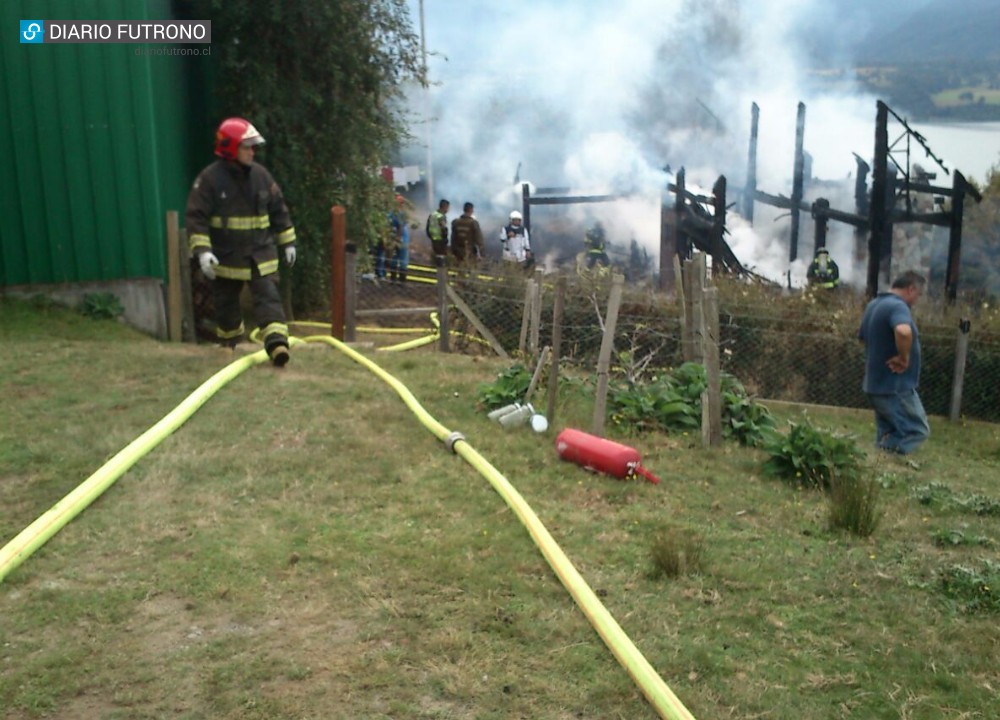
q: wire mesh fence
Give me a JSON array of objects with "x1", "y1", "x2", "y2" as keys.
[{"x1": 347, "y1": 256, "x2": 1000, "y2": 424}]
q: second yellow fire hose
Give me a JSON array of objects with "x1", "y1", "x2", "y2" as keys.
[{"x1": 0, "y1": 334, "x2": 695, "y2": 720}]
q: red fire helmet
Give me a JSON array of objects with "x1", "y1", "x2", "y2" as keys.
[{"x1": 214, "y1": 117, "x2": 265, "y2": 160}]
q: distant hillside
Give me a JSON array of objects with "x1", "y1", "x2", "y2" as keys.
[
  {"x1": 855, "y1": 0, "x2": 1000, "y2": 64},
  {"x1": 799, "y1": 0, "x2": 999, "y2": 66}
]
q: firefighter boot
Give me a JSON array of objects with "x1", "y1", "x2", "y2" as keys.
[{"x1": 269, "y1": 344, "x2": 290, "y2": 367}]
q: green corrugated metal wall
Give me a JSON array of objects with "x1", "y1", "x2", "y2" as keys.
[{"x1": 0, "y1": 0, "x2": 208, "y2": 287}]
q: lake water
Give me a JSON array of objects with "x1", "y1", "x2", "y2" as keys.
[{"x1": 903, "y1": 121, "x2": 1000, "y2": 184}]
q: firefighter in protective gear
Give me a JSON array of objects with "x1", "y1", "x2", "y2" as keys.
[
  {"x1": 186, "y1": 118, "x2": 298, "y2": 366},
  {"x1": 584, "y1": 222, "x2": 610, "y2": 269},
  {"x1": 426, "y1": 199, "x2": 450, "y2": 257},
  {"x1": 450, "y1": 201, "x2": 485, "y2": 263},
  {"x1": 807, "y1": 246, "x2": 840, "y2": 289},
  {"x1": 500, "y1": 210, "x2": 533, "y2": 268}
]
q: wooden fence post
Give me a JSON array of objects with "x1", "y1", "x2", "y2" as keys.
[
  {"x1": 949, "y1": 318, "x2": 971, "y2": 421},
  {"x1": 530, "y1": 269, "x2": 544, "y2": 356},
  {"x1": 345, "y1": 242, "x2": 357, "y2": 343},
  {"x1": 437, "y1": 255, "x2": 449, "y2": 352},
  {"x1": 330, "y1": 206, "x2": 346, "y2": 340},
  {"x1": 165, "y1": 211, "x2": 182, "y2": 342},
  {"x1": 701, "y1": 286, "x2": 722, "y2": 447},
  {"x1": 546, "y1": 276, "x2": 566, "y2": 425},
  {"x1": 519, "y1": 280, "x2": 533, "y2": 354},
  {"x1": 592, "y1": 274, "x2": 625, "y2": 437},
  {"x1": 178, "y1": 228, "x2": 195, "y2": 343}
]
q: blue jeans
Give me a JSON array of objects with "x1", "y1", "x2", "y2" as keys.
[
  {"x1": 389, "y1": 244, "x2": 409, "y2": 281},
  {"x1": 867, "y1": 389, "x2": 930, "y2": 454}
]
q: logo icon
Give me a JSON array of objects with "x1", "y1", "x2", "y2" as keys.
[{"x1": 20, "y1": 20, "x2": 44, "y2": 43}]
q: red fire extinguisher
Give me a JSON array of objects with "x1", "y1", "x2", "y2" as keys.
[{"x1": 555, "y1": 428, "x2": 660, "y2": 485}]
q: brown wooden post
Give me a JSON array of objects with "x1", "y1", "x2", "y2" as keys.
[
  {"x1": 546, "y1": 276, "x2": 566, "y2": 425},
  {"x1": 330, "y1": 205, "x2": 346, "y2": 340},
  {"x1": 530, "y1": 269, "x2": 544, "y2": 356},
  {"x1": 178, "y1": 229, "x2": 195, "y2": 342},
  {"x1": 519, "y1": 280, "x2": 532, "y2": 355},
  {"x1": 949, "y1": 318, "x2": 971, "y2": 422},
  {"x1": 592, "y1": 274, "x2": 625, "y2": 437},
  {"x1": 165, "y1": 211, "x2": 182, "y2": 342},
  {"x1": 701, "y1": 286, "x2": 722, "y2": 447}
]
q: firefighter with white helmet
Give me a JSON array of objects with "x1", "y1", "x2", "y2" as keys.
[
  {"x1": 186, "y1": 117, "x2": 297, "y2": 366},
  {"x1": 807, "y1": 246, "x2": 840, "y2": 289},
  {"x1": 500, "y1": 210, "x2": 533, "y2": 268}
]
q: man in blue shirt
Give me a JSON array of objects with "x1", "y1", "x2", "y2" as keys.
[{"x1": 858, "y1": 271, "x2": 929, "y2": 454}]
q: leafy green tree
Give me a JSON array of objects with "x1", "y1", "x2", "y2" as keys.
[{"x1": 194, "y1": 0, "x2": 425, "y2": 312}]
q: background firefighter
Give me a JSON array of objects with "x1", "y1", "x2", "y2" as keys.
[
  {"x1": 186, "y1": 117, "x2": 298, "y2": 366},
  {"x1": 500, "y1": 210, "x2": 533, "y2": 269},
  {"x1": 584, "y1": 222, "x2": 610, "y2": 269},
  {"x1": 450, "y1": 201, "x2": 485, "y2": 263},
  {"x1": 807, "y1": 247, "x2": 840, "y2": 289}
]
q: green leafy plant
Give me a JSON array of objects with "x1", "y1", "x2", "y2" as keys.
[
  {"x1": 939, "y1": 559, "x2": 1000, "y2": 613},
  {"x1": 607, "y1": 361, "x2": 774, "y2": 445},
  {"x1": 914, "y1": 483, "x2": 1000, "y2": 516},
  {"x1": 80, "y1": 293, "x2": 124, "y2": 320},
  {"x1": 476, "y1": 364, "x2": 532, "y2": 410},
  {"x1": 931, "y1": 529, "x2": 995, "y2": 548},
  {"x1": 762, "y1": 419, "x2": 864, "y2": 490}
]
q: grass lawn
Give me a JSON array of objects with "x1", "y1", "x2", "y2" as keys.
[
  {"x1": 2, "y1": 297, "x2": 999, "y2": 719},
  {"x1": 933, "y1": 87, "x2": 1000, "y2": 108}
]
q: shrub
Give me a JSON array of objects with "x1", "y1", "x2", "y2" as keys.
[
  {"x1": 476, "y1": 364, "x2": 532, "y2": 410},
  {"x1": 762, "y1": 419, "x2": 864, "y2": 490}
]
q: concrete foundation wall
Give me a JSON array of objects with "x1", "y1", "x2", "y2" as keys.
[{"x1": 3, "y1": 278, "x2": 168, "y2": 340}]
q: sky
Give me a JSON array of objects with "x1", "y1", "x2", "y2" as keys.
[{"x1": 400, "y1": 0, "x2": 936, "y2": 284}]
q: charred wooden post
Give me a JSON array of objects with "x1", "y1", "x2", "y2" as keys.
[
  {"x1": 880, "y1": 165, "x2": 897, "y2": 285},
  {"x1": 945, "y1": 171, "x2": 969, "y2": 302},
  {"x1": 675, "y1": 167, "x2": 691, "y2": 260},
  {"x1": 659, "y1": 187, "x2": 677, "y2": 292},
  {"x1": 521, "y1": 182, "x2": 532, "y2": 233},
  {"x1": 812, "y1": 198, "x2": 830, "y2": 250},
  {"x1": 789, "y1": 102, "x2": 806, "y2": 263},
  {"x1": 853, "y1": 154, "x2": 871, "y2": 262},
  {"x1": 866, "y1": 101, "x2": 890, "y2": 299},
  {"x1": 743, "y1": 102, "x2": 759, "y2": 222},
  {"x1": 711, "y1": 176, "x2": 727, "y2": 268}
]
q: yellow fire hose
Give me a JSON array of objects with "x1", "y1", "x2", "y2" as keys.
[
  {"x1": 0, "y1": 348, "x2": 270, "y2": 583},
  {"x1": 0, "y1": 335, "x2": 695, "y2": 720}
]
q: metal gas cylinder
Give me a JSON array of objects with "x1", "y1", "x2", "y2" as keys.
[{"x1": 555, "y1": 428, "x2": 660, "y2": 484}]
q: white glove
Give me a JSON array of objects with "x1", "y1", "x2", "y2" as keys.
[
  {"x1": 284, "y1": 246, "x2": 297, "y2": 267},
  {"x1": 199, "y1": 252, "x2": 219, "y2": 280}
]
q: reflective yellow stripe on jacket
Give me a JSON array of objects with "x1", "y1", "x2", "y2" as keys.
[
  {"x1": 209, "y1": 215, "x2": 271, "y2": 230},
  {"x1": 189, "y1": 232, "x2": 212, "y2": 252}
]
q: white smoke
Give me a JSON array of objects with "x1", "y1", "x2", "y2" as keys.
[{"x1": 403, "y1": 0, "x2": 907, "y2": 285}]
